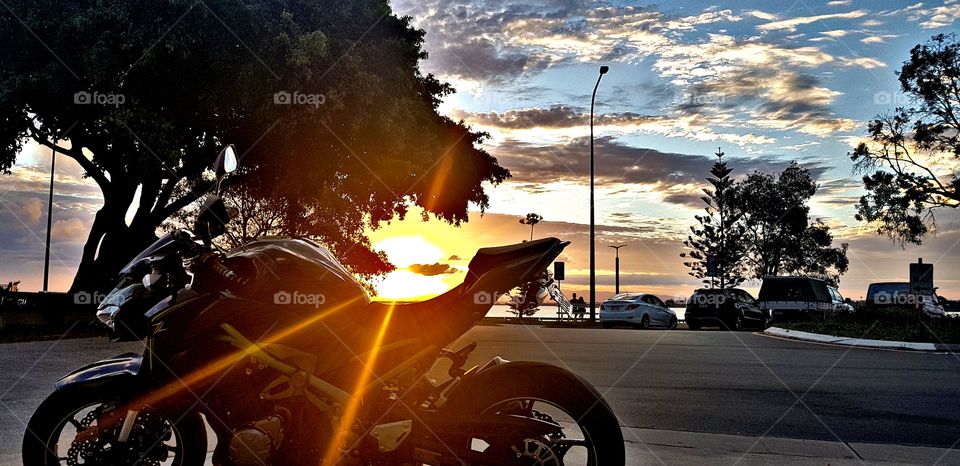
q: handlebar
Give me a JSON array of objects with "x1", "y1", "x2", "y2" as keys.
[{"x1": 212, "y1": 258, "x2": 239, "y2": 282}]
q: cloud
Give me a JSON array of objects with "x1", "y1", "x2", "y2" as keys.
[
  {"x1": 907, "y1": 0, "x2": 960, "y2": 28},
  {"x1": 820, "y1": 30, "x2": 849, "y2": 38},
  {"x1": 677, "y1": 68, "x2": 857, "y2": 136},
  {"x1": 395, "y1": 1, "x2": 744, "y2": 83},
  {"x1": 401, "y1": 3, "x2": 856, "y2": 143},
  {"x1": 861, "y1": 34, "x2": 900, "y2": 44},
  {"x1": 744, "y1": 10, "x2": 779, "y2": 21},
  {"x1": 453, "y1": 105, "x2": 659, "y2": 130},
  {"x1": 757, "y1": 10, "x2": 869, "y2": 32},
  {"x1": 661, "y1": 192, "x2": 707, "y2": 208},
  {"x1": 654, "y1": 34, "x2": 835, "y2": 85},
  {"x1": 490, "y1": 136, "x2": 828, "y2": 187},
  {"x1": 11, "y1": 197, "x2": 43, "y2": 225},
  {"x1": 455, "y1": 104, "x2": 777, "y2": 148},
  {"x1": 407, "y1": 262, "x2": 457, "y2": 276},
  {"x1": 838, "y1": 56, "x2": 887, "y2": 68},
  {"x1": 50, "y1": 218, "x2": 87, "y2": 244},
  {"x1": 428, "y1": 38, "x2": 540, "y2": 83},
  {"x1": 447, "y1": 254, "x2": 462, "y2": 261},
  {"x1": 827, "y1": 0, "x2": 852, "y2": 6}
]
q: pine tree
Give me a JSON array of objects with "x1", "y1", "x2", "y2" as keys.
[{"x1": 681, "y1": 148, "x2": 748, "y2": 289}]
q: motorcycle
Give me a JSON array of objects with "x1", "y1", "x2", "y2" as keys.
[{"x1": 23, "y1": 145, "x2": 625, "y2": 465}]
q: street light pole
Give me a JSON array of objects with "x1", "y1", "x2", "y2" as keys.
[
  {"x1": 43, "y1": 147, "x2": 56, "y2": 292},
  {"x1": 589, "y1": 65, "x2": 609, "y2": 322},
  {"x1": 608, "y1": 244, "x2": 627, "y2": 295}
]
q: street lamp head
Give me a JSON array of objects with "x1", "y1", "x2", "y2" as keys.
[{"x1": 599, "y1": 65, "x2": 609, "y2": 75}]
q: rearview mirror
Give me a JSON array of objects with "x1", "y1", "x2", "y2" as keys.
[{"x1": 215, "y1": 144, "x2": 238, "y2": 177}]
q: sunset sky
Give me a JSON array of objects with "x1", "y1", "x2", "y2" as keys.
[{"x1": 2, "y1": 0, "x2": 959, "y2": 302}]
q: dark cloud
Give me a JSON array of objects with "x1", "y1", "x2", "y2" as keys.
[
  {"x1": 396, "y1": 0, "x2": 586, "y2": 82},
  {"x1": 429, "y1": 39, "x2": 537, "y2": 82},
  {"x1": 661, "y1": 193, "x2": 707, "y2": 208},
  {"x1": 447, "y1": 254, "x2": 462, "y2": 261},
  {"x1": 491, "y1": 136, "x2": 829, "y2": 186},
  {"x1": 679, "y1": 69, "x2": 856, "y2": 135},
  {"x1": 408, "y1": 262, "x2": 457, "y2": 276},
  {"x1": 455, "y1": 105, "x2": 660, "y2": 130}
]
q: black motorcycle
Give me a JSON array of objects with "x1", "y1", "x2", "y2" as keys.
[{"x1": 23, "y1": 145, "x2": 625, "y2": 466}]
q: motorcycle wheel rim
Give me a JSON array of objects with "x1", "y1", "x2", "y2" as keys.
[
  {"x1": 44, "y1": 401, "x2": 186, "y2": 466},
  {"x1": 481, "y1": 397, "x2": 600, "y2": 466}
]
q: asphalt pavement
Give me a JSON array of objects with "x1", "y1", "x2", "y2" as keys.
[{"x1": 2, "y1": 325, "x2": 959, "y2": 464}]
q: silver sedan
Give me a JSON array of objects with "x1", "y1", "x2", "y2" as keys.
[{"x1": 600, "y1": 293, "x2": 678, "y2": 329}]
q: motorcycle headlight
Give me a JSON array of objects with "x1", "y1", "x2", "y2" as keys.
[
  {"x1": 95, "y1": 283, "x2": 145, "y2": 330},
  {"x1": 96, "y1": 306, "x2": 118, "y2": 329}
]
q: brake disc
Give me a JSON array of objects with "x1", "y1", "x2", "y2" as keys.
[
  {"x1": 66, "y1": 408, "x2": 170, "y2": 466},
  {"x1": 511, "y1": 437, "x2": 562, "y2": 466}
]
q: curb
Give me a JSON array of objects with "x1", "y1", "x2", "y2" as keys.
[{"x1": 763, "y1": 326, "x2": 960, "y2": 352}]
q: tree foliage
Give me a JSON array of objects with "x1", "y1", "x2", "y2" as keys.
[
  {"x1": 0, "y1": 0, "x2": 509, "y2": 292},
  {"x1": 735, "y1": 163, "x2": 848, "y2": 284},
  {"x1": 681, "y1": 148, "x2": 748, "y2": 289},
  {"x1": 851, "y1": 33, "x2": 960, "y2": 245},
  {"x1": 519, "y1": 212, "x2": 543, "y2": 242}
]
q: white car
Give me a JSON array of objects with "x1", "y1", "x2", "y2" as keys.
[
  {"x1": 918, "y1": 293, "x2": 946, "y2": 318},
  {"x1": 600, "y1": 293, "x2": 678, "y2": 329}
]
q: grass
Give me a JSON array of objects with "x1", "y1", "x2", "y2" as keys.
[{"x1": 776, "y1": 308, "x2": 960, "y2": 345}]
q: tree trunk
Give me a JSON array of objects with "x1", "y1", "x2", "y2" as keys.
[{"x1": 69, "y1": 195, "x2": 160, "y2": 294}]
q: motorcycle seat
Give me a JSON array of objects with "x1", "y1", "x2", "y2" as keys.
[{"x1": 467, "y1": 237, "x2": 564, "y2": 279}]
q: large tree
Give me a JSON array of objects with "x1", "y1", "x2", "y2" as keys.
[
  {"x1": 0, "y1": 0, "x2": 508, "y2": 292},
  {"x1": 851, "y1": 33, "x2": 960, "y2": 245},
  {"x1": 681, "y1": 148, "x2": 748, "y2": 289},
  {"x1": 735, "y1": 163, "x2": 849, "y2": 284}
]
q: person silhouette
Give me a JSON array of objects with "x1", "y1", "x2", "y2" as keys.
[{"x1": 571, "y1": 293, "x2": 586, "y2": 321}]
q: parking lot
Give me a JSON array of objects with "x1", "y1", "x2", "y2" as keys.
[{"x1": 2, "y1": 325, "x2": 959, "y2": 464}]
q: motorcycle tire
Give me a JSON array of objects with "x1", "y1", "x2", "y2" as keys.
[
  {"x1": 23, "y1": 384, "x2": 207, "y2": 466},
  {"x1": 448, "y1": 361, "x2": 625, "y2": 465}
]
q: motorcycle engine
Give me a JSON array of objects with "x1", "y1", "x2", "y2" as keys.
[{"x1": 228, "y1": 414, "x2": 284, "y2": 466}]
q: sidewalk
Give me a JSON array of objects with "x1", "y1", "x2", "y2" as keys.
[
  {"x1": 624, "y1": 427, "x2": 959, "y2": 464},
  {"x1": 764, "y1": 326, "x2": 960, "y2": 352}
]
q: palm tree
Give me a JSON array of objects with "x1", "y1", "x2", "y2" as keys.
[{"x1": 519, "y1": 213, "x2": 543, "y2": 241}]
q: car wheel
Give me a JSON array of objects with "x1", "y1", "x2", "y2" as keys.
[
  {"x1": 639, "y1": 315, "x2": 650, "y2": 329},
  {"x1": 727, "y1": 313, "x2": 744, "y2": 331},
  {"x1": 687, "y1": 319, "x2": 701, "y2": 330},
  {"x1": 668, "y1": 316, "x2": 678, "y2": 330},
  {"x1": 759, "y1": 316, "x2": 770, "y2": 330}
]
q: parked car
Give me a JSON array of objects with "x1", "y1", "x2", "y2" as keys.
[
  {"x1": 684, "y1": 288, "x2": 769, "y2": 330},
  {"x1": 866, "y1": 282, "x2": 910, "y2": 308},
  {"x1": 600, "y1": 293, "x2": 678, "y2": 329},
  {"x1": 757, "y1": 276, "x2": 851, "y2": 320},
  {"x1": 866, "y1": 282, "x2": 945, "y2": 318},
  {"x1": 918, "y1": 292, "x2": 946, "y2": 318},
  {"x1": 944, "y1": 299, "x2": 960, "y2": 315}
]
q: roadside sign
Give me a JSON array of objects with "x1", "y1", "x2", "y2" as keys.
[
  {"x1": 706, "y1": 255, "x2": 718, "y2": 277},
  {"x1": 910, "y1": 258, "x2": 934, "y2": 294}
]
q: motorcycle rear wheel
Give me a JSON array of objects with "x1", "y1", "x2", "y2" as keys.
[
  {"x1": 22, "y1": 385, "x2": 207, "y2": 466},
  {"x1": 448, "y1": 361, "x2": 625, "y2": 466}
]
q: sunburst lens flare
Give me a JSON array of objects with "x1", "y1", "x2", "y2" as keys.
[
  {"x1": 321, "y1": 303, "x2": 395, "y2": 466},
  {"x1": 136, "y1": 296, "x2": 364, "y2": 411}
]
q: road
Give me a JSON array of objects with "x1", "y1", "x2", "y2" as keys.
[{"x1": 2, "y1": 325, "x2": 959, "y2": 464}]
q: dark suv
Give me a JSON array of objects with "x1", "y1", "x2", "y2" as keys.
[{"x1": 685, "y1": 288, "x2": 769, "y2": 330}]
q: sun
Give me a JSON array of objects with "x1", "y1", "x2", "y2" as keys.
[
  {"x1": 372, "y1": 236, "x2": 443, "y2": 267},
  {"x1": 371, "y1": 236, "x2": 458, "y2": 301}
]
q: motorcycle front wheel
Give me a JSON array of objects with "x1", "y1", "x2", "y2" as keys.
[
  {"x1": 448, "y1": 361, "x2": 625, "y2": 466},
  {"x1": 22, "y1": 384, "x2": 207, "y2": 466}
]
